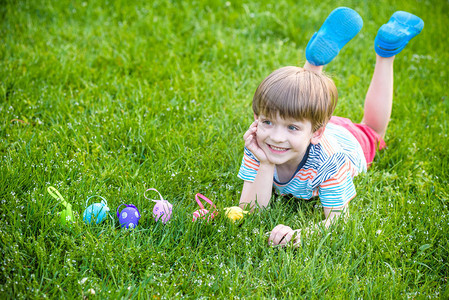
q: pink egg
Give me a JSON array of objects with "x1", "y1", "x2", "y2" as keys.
[
  {"x1": 192, "y1": 209, "x2": 217, "y2": 222},
  {"x1": 153, "y1": 200, "x2": 172, "y2": 224}
]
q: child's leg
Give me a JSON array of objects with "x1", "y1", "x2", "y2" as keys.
[
  {"x1": 360, "y1": 55, "x2": 394, "y2": 138},
  {"x1": 304, "y1": 61, "x2": 323, "y2": 73},
  {"x1": 362, "y1": 11, "x2": 423, "y2": 138}
]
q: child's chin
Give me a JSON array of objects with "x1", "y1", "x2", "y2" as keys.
[{"x1": 266, "y1": 155, "x2": 288, "y2": 165}]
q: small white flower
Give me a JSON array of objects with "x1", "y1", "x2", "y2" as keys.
[{"x1": 79, "y1": 277, "x2": 88, "y2": 285}]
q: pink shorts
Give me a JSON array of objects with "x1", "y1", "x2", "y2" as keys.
[{"x1": 329, "y1": 116, "x2": 386, "y2": 166}]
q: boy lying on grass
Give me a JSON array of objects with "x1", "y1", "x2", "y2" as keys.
[{"x1": 237, "y1": 7, "x2": 424, "y2": 246}]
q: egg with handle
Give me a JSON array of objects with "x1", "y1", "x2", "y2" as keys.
[
  {"x1": 47, "y1": 186, "x2": 75, "y2": 226},
  {"x1": 192, "y1": 193, "x2": 218, "y2": 223},
  {"x1": 117, "y1": 204, "x2": 140, "y2": 229},
  {"x1": 153, "y1": 200, "x2": 172, "y2": 224},
  {"x1": 192, "y1": 208, "x2": 217, "y2": 222},
  {"x1": 59, "y1": 205, "x2": 75, "y2": 226},
  {"x1": 145, "y1": 188, "x2": 173, "y2": 224},
  {"x1": 83, "y1": 196, "x2": 110, "y2": 224}
]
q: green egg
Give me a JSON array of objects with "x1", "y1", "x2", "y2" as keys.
[{"x1": 59, "y1": 205, "x2": 75, "y2": 226}]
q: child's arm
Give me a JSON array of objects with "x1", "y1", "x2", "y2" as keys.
[
  {"x1": 268, "y1": 204, "x2": 349, "y2": 247},
  {"x1": 239, "y1": 163, "x2": 275, "y2": 211},
  {"x1": 322, "y1": 205, "x2": 349, "y2": 227},
  {"x1": 239, "y1": 120, "x2": 275, "y2": 211},
  {"x1": 268, "y1": 153, "x2": 355, "y2": 247}
]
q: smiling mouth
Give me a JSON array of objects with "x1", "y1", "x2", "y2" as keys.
[{"x1": 268, "y1": 144, "x2": 290, "y2": 153}]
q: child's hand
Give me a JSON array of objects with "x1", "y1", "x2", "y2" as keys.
[
  {"x1": 268, "y1": 224, "x2": 301, "y2": 247},
  {"x1": 243, "y1": 120, "x2": 269, "y2": 163}
]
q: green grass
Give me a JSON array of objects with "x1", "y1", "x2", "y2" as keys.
[{"x1": 1, "y1": 0, "x2": 448, "y2": 298}]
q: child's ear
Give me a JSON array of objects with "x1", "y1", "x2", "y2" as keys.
[
  {"x1": 254, "y1": 113, "x2": 258, "y2": 121},
  {"x1": 310, "y1": 127, "x2": 325, "y2": 145}
]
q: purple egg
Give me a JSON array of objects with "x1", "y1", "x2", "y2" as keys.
[{"x1": 117, "y1": 204, "x2": 140, "y2": 229}]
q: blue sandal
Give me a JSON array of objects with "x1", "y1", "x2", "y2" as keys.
[
  {"x1": 374, "y1": 11, "x2": 424, "y2": 57},
  {"x1": 305, "y1": 7, "x2": 363, "y2": 66}
]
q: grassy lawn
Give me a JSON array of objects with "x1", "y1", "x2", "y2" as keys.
[{"x1": 1, "y1": 0, "x2": 448, "y2": 298}]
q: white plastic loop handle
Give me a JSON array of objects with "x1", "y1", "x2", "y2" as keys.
[
  {"x1": 85, "y1": 195, "x2": 108, "y2": 207},
  {"x1": 144, "y1": 188, "x2": 165, "y2": 203}
]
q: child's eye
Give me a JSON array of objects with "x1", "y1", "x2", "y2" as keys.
[
  {"x1": 262, "y1": 120, "x2": 272, "y2": 125},
  {"x1": 288, "y1": 125, "x2": 299, "y2": 131}
]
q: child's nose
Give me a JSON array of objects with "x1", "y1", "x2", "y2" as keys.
[{"x1": 271, "y1": 127, "x2": 287, "y2": 142}]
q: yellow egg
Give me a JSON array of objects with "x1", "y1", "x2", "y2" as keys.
[{"x1": 224, "y1": 206, "x2": 249, "y2": 222}]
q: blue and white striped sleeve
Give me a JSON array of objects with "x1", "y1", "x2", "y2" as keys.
[{"x1": 237, "y1": 147, "x2": 260, "y2": 182}]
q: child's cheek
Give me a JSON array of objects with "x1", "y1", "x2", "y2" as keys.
[
  {"x1": 256, "y1": 126, "x2": 263, "y2": 138},
  {"x1": 255, "y1": 126, "x2": 265, "y2": 144}
]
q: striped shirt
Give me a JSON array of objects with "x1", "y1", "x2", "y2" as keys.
[{"x1": 238, "y1": 122, "x2": 367, "y2": 208}]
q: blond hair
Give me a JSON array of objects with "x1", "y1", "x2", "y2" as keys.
[{"x1": 252, "y1": 66, "x2": 338, "y2": 132}]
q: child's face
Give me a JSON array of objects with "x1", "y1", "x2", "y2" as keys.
[{"x1": 256, "y1": 114, "x2": 323, "y2": 167}]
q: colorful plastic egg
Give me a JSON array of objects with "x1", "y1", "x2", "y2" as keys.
[
  {"x1": 153, "y1": 200, "x2": 173, "y2": 224},
  {"x1": 224, "y1": 206, "x2": 248, "y2": 222},
  {"x1": 192, "y1": 208, "x2": 216, "y2": 222},
  {"x1": 117, "y1": 204, "x2": 140, "y2": 229},
  {"x1": 47, "y1": 186, "x2": 75, "y2": 226},
  {"x1": 145, "y1": 188, "x2": 173, "y2": 224},
  {"x1": 192, "y1": 193, "x2": 218, "y2": 223},
  {"x1": 59, "y1": 205, "x2": 75, "y2": 226},
  {"x1": 83, "y1": 202, "x2": 110, "y2": 224}
]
